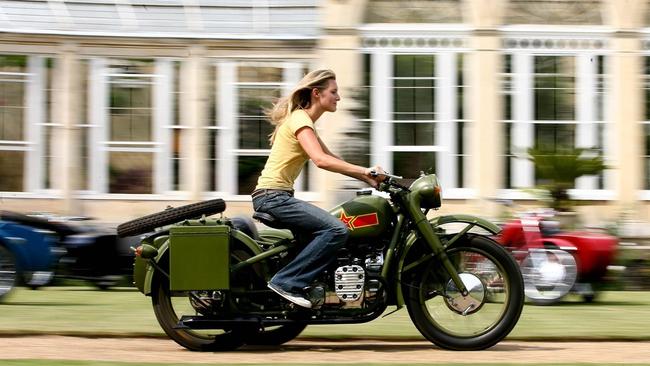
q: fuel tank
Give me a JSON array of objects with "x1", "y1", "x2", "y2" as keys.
[{"x1": 330, "y1": 193, "x2": 395, "y2": 239}]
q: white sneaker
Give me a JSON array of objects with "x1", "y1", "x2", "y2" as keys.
[{"x1": 267, "y1": 282, "x2": 312, "y2": 309}]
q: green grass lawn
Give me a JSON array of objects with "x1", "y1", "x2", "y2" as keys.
[{"x1": 1, "y1": 287, "x2": 649, "y2": 340}]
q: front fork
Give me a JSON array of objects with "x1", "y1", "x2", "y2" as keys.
[{"x1": 407, "y1": 202, "x2": 470, "y2": 297}]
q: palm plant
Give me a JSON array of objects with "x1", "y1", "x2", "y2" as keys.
[{"x1": 528, "y1": 147, "x2": 607, "y2": 211}]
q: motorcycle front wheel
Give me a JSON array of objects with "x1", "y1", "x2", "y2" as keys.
[{"x1": 404, "y1": 234, "x2": 524, "y2": 350}]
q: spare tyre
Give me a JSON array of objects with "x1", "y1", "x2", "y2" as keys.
[{"x1": 117, "y1": 199, "x2": 226, "y2": 237}]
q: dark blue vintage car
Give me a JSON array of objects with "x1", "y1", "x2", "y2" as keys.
[
  {"x1": 0, "y1": 211, "x2": 138, "y2": 300},
  {"x1": 0, "y1": 212, "x2": 58, "y2": 300}
]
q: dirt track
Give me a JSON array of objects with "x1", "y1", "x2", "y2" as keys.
[{"x1": 3, "y1": 336, "x2": 650, "y2": 364}]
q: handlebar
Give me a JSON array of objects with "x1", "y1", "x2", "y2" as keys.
[
  {"x1": 369, "y1": 170, "x2": 411, "y2": 193},
  {"x1": 370, "y1": 170, "x2": 403, "y2": 180}
]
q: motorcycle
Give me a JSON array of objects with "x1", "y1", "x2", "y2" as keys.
[
  {"x1": 118, "y1": 172, "x2": 524, "y2": 351},
  {"x1": 497, "y1": 208, "x2": 617, "y2": 305}
]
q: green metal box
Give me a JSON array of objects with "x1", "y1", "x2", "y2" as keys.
[{"x1": 169, "y1": 225, "x2": 230, "y2": 291}]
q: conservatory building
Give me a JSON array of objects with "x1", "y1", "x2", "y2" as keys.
[{"x1": 1, "y1": 0, "x2": 650, "y2": 226}]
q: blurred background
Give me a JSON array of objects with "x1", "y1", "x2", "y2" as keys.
[{"x1": 1, "y1": 0, "x2": 650, "y2": 292}]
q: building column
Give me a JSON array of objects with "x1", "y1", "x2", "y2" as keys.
[
  {"x1": 603, "y1": 0, "x2": 646, "y2": 217},
  {"x1": 319, "y1": 0, "x2": 368, "y2": 207},
  {"x1": 180, "y1": 46, "x2": 207, "y2": 201},
  {"x1": 463, "y1": 0, "x2": 507, "y2": 217},
  {"x1": 51, "y1": 43, "x2": 81, "y2": 214}
]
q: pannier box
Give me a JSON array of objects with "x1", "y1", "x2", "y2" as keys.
[{"x1": 169, "y1": 225, "x2": 230, "y2": 291}]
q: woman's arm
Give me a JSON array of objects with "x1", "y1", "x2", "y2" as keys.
[
  {"x1": 317, "y1": 136, "x2": 342, "y2": 160},
  {"x1": 296, "y1": 127, "x2": 380, "y2": 187}
]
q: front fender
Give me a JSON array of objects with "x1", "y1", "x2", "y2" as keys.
[
  {"x1": 393, "y1": 214, "x2": 501, "y2": 307},
  {"x1": 536, "y1": 237, "x2": 577, "y2": 252},
  {"x1": 135, "y1": 229, "x2": 264, "y2": 295}
]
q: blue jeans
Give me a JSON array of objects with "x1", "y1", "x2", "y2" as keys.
[{"x1": 252, "y1": 191, "x2": 349, "y2": 293}]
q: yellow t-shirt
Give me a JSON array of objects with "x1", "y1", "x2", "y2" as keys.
[{"x1": 255, "y1": 109, "x2": 316, "y2": 191}]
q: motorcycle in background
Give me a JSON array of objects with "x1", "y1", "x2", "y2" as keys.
[{"x1": 497, "y1": 206, "x2": 617, "y2": 305}]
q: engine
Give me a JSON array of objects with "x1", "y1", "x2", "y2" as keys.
[{"x1": 318, "y1": 249, "x2": 385, "y2": 309}]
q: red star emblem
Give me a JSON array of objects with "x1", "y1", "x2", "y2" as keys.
[{"x1": 338, "y1": 210, "x2": 355, "y2": 230}]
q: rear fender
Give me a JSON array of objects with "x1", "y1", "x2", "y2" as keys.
[
  {"x1": 137, "y1": 229, "x2": 264, "y2": 295},
  {"x1": 393, "y1": 215, "x2": 501, "y2": 307}
]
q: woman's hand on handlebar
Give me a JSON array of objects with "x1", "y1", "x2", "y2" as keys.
[{"x1": 363, "y1": 166, "x2": 386, "y2": 188}]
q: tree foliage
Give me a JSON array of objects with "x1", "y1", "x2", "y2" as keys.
[{"x1": 528, "y1": 147, "x2": 607, "y2": 211}]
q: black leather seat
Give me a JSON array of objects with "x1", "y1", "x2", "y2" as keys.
[{"x1": 252, "y1": 211, "x2": 285, "y2": 229}]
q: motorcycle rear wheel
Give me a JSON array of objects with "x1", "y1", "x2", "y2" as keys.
[
  {"x1": 404, "y1": 234, "x2": 524, "y2": 350},
  {"x1": 151, "y1": 276, "x2": 247, "y2": 351},
  {"x1": 244, "y1": 323, "x2": 307, "y2": 345}
]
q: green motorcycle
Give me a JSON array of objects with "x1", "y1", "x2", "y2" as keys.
[{"x1": 118, "y1": 172, "x2": 524, "y2": 351}]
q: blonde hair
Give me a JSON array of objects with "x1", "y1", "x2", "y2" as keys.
[{"x1": 267, "y1": 69, "x2": 336, "y2": 144}]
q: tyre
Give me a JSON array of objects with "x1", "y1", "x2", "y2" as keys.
[
  {"x1": 403, "y1": 234, "x2": 524, "y2": 350},
  {"x1": 151, "y1": 273, "x2": 247, "y2": 351},
  {"x1": 521, "y1": 249, "x2": 577, "y2": 305},
  {"x1": 22, "y1": 271, "x2": 54, "y2": 290},
  {"x1": 150, "y1": 241, "x2": 265, "y2": 351},
  {"x1": 244, "y1": 323, "x2": 307, "y2": 346},
  {"x1": 117, "y1": 199, "x2": 226, "y2": 237},
  {"x1": 0, "y1": 245, "x2": 18, "y2": 301}
]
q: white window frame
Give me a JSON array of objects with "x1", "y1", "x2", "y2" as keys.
[
  {"x1": 640, "y1": 51, "x2": 650, "y2": 200},
  {"x1": 84, "y1": 57, "x2": 173, "y2": 200},
  {"x1": 368, "y1": 50, "x2": 467, "y2": 198},
  {"x1": 0, "y1": 55, "x2": 46, "y2": 197},
  {"x1": 499, "y1": 29, "x2": 613, "y2": 201},
  {"x1": 211, "y1": 60, "x2": 312, "y2": 201}
]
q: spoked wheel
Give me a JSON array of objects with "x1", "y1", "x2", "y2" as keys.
[
  {"x1": 404, "y1": 234, "x2": 524, "y2": 350},
  {"x1": 0, "y1": 246, "x2": 18, "y2": 301},
  {"x1": 151, "y1": 276, "x2": 247, "y2": 351},
  {"x1": 521, "y1": 248, "x2": 577, "y2": 305},
  {"x1": 244, "y1": 323, "x2": 307, "y2": 346},
  {"x1": 151, "y1": 242, "x2": 268, "y2": 351}
]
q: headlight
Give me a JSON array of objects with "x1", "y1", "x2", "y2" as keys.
[{"x1": 409, "y1": 174, "x2": 442, "y2": 209}]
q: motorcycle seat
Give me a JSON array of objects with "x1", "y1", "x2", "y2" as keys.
[{"x1": 252, "y1": 211, "x2": 284, "y2": 229}]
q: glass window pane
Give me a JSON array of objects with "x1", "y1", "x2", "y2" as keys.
[
  {"x1": 533, "y1": 124, "x2": 576, "y2": 187},
  {"x1": 109, "y1": 152, "x2": 153, "y2": 194},
  {"x1": 238, "y1": 66, "x2": 283, "y2": 83},
  {"x1": 394, "y1": 123, "x2": 435, "y2": 146},
  {"x1": 534, "y1": 56, "x2": 575, "y2": 121},
  {"x1": 109, "y1": 60, "x2": 154, "y2": 142},
  {"x1": 44, "y1": 126, "x2": 54, "y2": 189},
  {"x1": 0, "y1": 150, "x2": 24, "y2": 191},
  {"x1": 0, "y1": 79, "x2": 24, "y2": 141},
  {"x1": 644, "y1": 125, "x2": 650, "y2": 189},
  {"x1": 172, "y1": 129, "x2": 182, "y2": 191},
  {"x1": 238, "y1": 156, "x2": 267, "y2": 195},
  {"x1": 645, "y1": 57, "x2": 650, "y2": 121},
  {"x1": 45, "y1": 58, "x2": 54, "y2": 124},
  {"x1": 238, "y1": 87, "x2": 279, "y2": 149},
  {"x1": 79, "y1": 127, "x2": 89, "y2": 190},
  {"x1": 457, "y1": 53, "x2": 465, "y2": 120},
  {"x1": 394, "y1": 79, "x2": 415, "y2": 120},
  {"x1": 393, "y1": 55, "x2": 436, "y2": 121},
  {"x1": 392, "y1": 151, "x2": 435, "y2": 180},
  {"x1": 534, "y1": 124, "x2": 575, "y2": 152},
  {"x1": 207, "y1": 129, "x2": 218, "y2": 191}
]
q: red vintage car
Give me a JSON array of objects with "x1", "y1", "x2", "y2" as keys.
[{"x1": 497, "y1": 209, "x2": 617, "y2": 305}]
